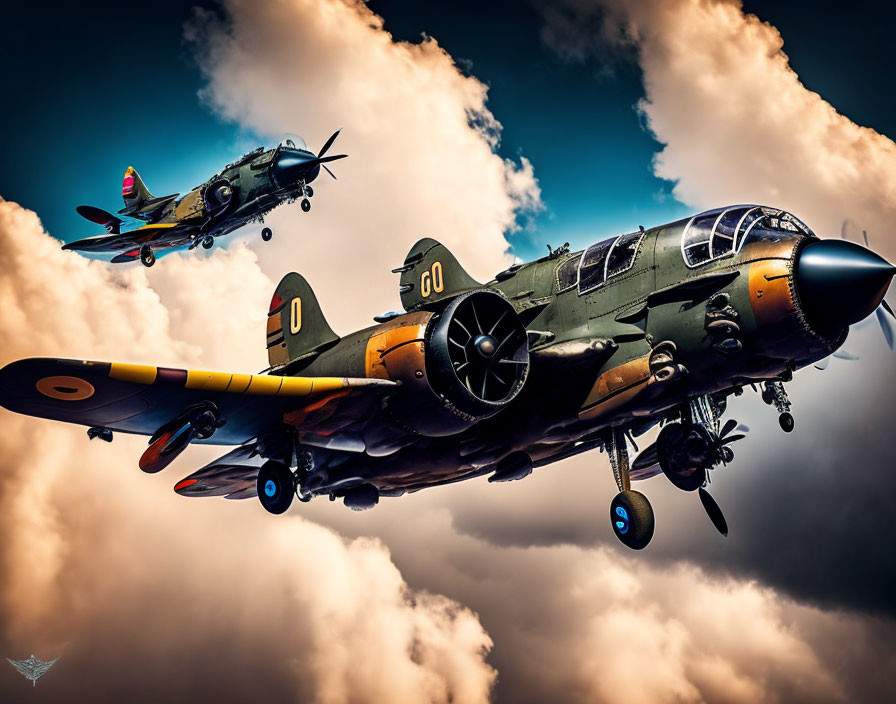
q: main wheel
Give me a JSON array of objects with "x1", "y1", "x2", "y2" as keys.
[
  {"x1": 304, "y1": 185, "x2": 313, "y2": 198},
  {"x1": 257, "y1": 460, "x2": 294, "y2": 515},
  {"x1": 202, "y1": 236, "x2": 214, "y2": 249},
  {"x1": 656, "y1": 422, "x2": 707, "y2": 492},
  {"x1": 610, "y1": 490, "x2": 655, "y2": 550},
  {"x1": 779, "y1": 412, "x2": 794, "y2": 432},
  {"x1": 140, "y1": 246, "x2": 155, "y2": 267},
  {"x1": 261, "y1": 227, "x2": 273, "y2": 241},
  {"x1": 301, "y1": 198, "x2": 311, "y2": 212}
]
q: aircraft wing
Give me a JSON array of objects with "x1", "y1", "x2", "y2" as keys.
[
  {"x1": 63, "y1": 223, "x2": 191, "y2": 254},
  {"x1": 0, "y1": 357, "x2": 399, "y2": 446}
]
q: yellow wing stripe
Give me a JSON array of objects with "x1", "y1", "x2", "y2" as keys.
[
  {"x1": 133, "y1": 223, "x2": 178, "y2": 232},
  {"x1": 110, "y1": 363, "x2": 158, "y2": 385},
  {"x1": 107, "y1": 362, "x2": 353, "y2": 397}
]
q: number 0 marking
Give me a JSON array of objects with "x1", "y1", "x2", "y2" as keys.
[
  {"x1": 420, "y1": 262, "x2": 444, "y2": 298},
  {"x1": 290, "y1": 297, "x2": 302, "y2": 334}
]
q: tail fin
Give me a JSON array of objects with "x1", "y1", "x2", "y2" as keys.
[
  {"x1": 396, "y1": 238, "x2": 481, "y2": 311},
  {"x1": 267, "y1": 273, "x2": 340, "y2": 369},
  {"x1": 122, "y1": 166, "x2": 155, "y2": 209}
]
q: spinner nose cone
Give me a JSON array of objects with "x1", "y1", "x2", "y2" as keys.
[
  {"x1": 273, "y1": 151, "x2": 314, "y2": 184},
  {"x1": 795, "y1": 239, "x2": 896, "y2": 333}
]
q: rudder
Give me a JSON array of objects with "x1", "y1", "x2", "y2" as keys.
[
  {"x1": 267, "y1": 273, "x2": 340, "y2": 369},
  {"x1": 397, "y1": 238, "x2": 481, "y2": 311},
  {"x1": 122, "y1": 166, "x2": 155, "y2": 209}
]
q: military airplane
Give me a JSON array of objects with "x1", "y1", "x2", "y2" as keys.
[
  {"x1": 62, "y1": 132, "x2": 347, "y2": 267},
  {"x1": 3, "y1": 204, "x2": 894, "y2": 549}
]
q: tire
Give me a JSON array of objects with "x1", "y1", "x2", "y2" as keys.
[
  {"x1": 202, "y1": 236, "x2": 214, "y2": 249},
  {"x1": 257, "y1": 460, "x2": 294, "y2": 515},
  {"x1": 656, "y1": 422, "x2": 706, "y2": 492},
  {"x1": 304, "y1": 185, "x2": 313, "y2": 198},
  {"x1": 301, "y1": 198, "x2": 311, "y2": 212},
  {"x1": 140, "y1": 246, "x2": 155, "y2": 267},
  {"x1": 779, "y1": 412, "x2": 795, "y2": 432},
  {"x1": 261, "y1": 227, "x2": 273, "y2": 241},
  {"x1": 610, "y1": 490, "x2": 654, "y2": 550}
]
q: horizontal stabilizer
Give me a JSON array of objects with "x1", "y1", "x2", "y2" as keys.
[{"x1": 76, "y1": 205, "x2": 123, "y2": 234}]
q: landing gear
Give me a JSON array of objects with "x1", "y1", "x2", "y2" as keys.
[
  {"x1": 301, "y1": 198, "x2": 311, "y2": 213},
  {"x1": 762, "y1": 381, "x2": 794, "y2": 432},
  {"x1": 610, "y1": 490, "x2": 655, "y2": 550},
  {"x1": 261, "y1": 227, "x2": 273, "y2": 242},
  {"x1": 201, "y1": 236, "x2": 214, "y2": 249},
  {"x1": 257, "y1": 460, "x2": 295, "y2": 514},
  {"x1": 304, "y1": 185, "x2": 313, "y2": 198},
  {"x1": 140, "y1": 245, "x2": 155, "y2": 267},
  {"x1": 605, "y1": 428, "x2": 655, "y2": 549}
]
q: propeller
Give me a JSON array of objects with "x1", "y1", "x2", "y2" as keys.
[
  {"x1": 315, "y1": 129, "x2": 347, "y2": 179},
  {"x1": 840, "y1": 219, "x2": 894, "y2": 348},
  {"x1": 444, "y1": 294, "x2": 528, "y2": 402}
]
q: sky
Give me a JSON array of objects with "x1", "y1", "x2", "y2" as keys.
[{"x1": 1, "y1": 1, "x2": 896, "y2": 702}]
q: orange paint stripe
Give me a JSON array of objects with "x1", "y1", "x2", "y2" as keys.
[{"x1": 174, "y1": 478, "x2": 198, "y2": 492}]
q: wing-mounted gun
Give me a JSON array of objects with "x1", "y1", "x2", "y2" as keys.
[
  {"x1": 139, "y1": 402, "x2": 225, "y2": 473},
  {"x1": 395, "y1": 238, "x2": 482, "y2": 311}
]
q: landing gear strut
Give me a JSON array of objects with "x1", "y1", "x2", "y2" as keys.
[
  {"x1": 140, "y1": 245, "x2": 155, "y2": 267},
  {"x1": 762, "y1": 381, "x2": 794, "y2": 432},
  {"x1": 605, "y1": 428, "x2": 654, "y2": 550}
]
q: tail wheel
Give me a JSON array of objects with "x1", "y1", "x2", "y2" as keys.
[
  {"x1": 261, "y1": 227, "x2": 273, "y2": 242},
  {"x1": 610, "y1": 490, "x2": 654, "y2": 550},
  {"x1": 656, "y1": 422, "x2": 707, "y2": 492},
  {"x1": 140, "y1": 246, "x2": 155, "y2": 267},
  {"x1": 301, "y1": 198, "x2": 311, "y2": 212},
  {"x1": 257, "y1": 460, "x2": 294, "y2": 515}
]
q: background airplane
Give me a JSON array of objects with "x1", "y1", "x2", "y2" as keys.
[
  {"x1": 3, "y1": 204, "x2": 894, "y2": 549},
  {"x1": 62, "y1": 131, "x2": 347, "y2": 266}
]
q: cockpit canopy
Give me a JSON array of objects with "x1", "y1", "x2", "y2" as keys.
[
  {"x1": 279, "y1": 134, "x2": 308, "y2": 152},
  {"x1": 681, "y1": 205, "x2": 813, "y2": 268},
  {"x1": 555, "y1": 230, "x2": 645, "y2": 295}
]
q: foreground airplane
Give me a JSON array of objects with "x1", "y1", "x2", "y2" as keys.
[
  {"x1": 63, "y1": 132, "x2": 346, "y2": 267},
  {"x1": 3, "y1": 205, "x2": 894, "y2": 549}
]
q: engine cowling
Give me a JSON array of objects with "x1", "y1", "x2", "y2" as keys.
[
  {"x1": 202, "y1": 177, "x2": 234, "y2": 216},
  {"x1": 426, "y1": 289, "x2": 529, "y2": 418},
  {"x1": 364, "y1": 290, "x2": 529, "y2": 445}
]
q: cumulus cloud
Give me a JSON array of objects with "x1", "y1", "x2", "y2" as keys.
[
  {"x1": 185, "y1": 0, "x2": 542, "y2": 332},
  {"x1": 539, "y1": 0, "x2": 896, "y2": 255},
  {"x1": 0, "y1": 200, "x2": 496, "y2": 702}
]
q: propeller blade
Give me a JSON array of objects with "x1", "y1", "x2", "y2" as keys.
[
  {"x1": 698, "y1": 487, "x2": 728, "y2": 537},
  {"x1": 719, "y1": 434, "x2": 745, "y2": 445},
  {"x1": 882, "y1": 299, "x2": 895, "y2": 319},
  {"x1": 719, "y1": 418, "x2": 738, "y2": 438},
  {"x1": 318, "y1": 129, "x2": 341, "y2": 158},
  {"x1": 862, "y1": 229, "x2": 870, "y2": 246},
  {"x1": 832, "y1": 348, "x2": 859, "y2": 360},
  {"x1": 322, "y1": 164, "x2": 337, "y2": 180},
  {"x1": 814, "y1": 357, "x2": 830, "y2": 371},
  {"x1": 631, "y1": 441, "x2": 659, "y2": 471},
  {"x1": 876, "y1": 306, "x2": 895, "y2": 349},
  {"x1": 317, "y1": 154, "x2": 348, "y2": 164}
]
